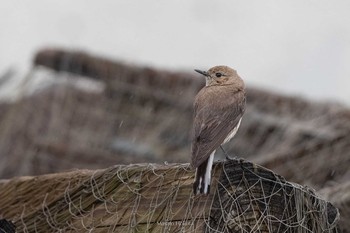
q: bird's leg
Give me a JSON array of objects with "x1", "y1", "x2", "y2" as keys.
[{"x1": 220, "y1": 145, "x2": 236, "y2": 160}]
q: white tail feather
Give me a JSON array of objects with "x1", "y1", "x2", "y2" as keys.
[
  {"x1": 194, "y1": 151, "x2": 215, "y2": 195},
  {"x1": 203, "y1": 152, "x2": 214, "y2": 194}
]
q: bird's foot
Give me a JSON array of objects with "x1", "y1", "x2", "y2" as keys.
[
  {"x1": 220, "y1": 146, "x2": 237, "y2": 161},
  {"x1": 225, "y1": 154, "x2": 238, "y2": 161}
]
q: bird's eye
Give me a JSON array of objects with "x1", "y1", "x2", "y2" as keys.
[{"x1": 215, "y1": 72, "x2": 222, "y2": 78}]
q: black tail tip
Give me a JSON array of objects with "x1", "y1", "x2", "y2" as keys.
[{"x1": 193, "y1": 182, "x2": 211, "y2": 195}]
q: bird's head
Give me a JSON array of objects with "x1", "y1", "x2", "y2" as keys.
[{"x1": 195, "y1": 65, "x2": 243, "y2": 87}]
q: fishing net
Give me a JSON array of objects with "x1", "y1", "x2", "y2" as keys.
[{"x1": 0, "y1": 160, "x2": 339, "y2": 232}]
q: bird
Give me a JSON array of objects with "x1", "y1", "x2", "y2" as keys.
[{"x1": 191, "y1": 65, "x2": 246, "y2": 195}]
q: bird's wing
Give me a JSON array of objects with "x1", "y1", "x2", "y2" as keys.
[{"x1": 191, "y1": 86, "x2": 245, "y2": 168}]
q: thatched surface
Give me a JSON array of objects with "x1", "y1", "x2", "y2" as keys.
[
  {"x1": 0, "y1": 163, "x2": 214, "y2": 232},
  {"x1": 0, "y1": 160, "x2": 339, "y2": 232}
]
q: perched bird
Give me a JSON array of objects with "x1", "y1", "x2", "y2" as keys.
[{"x1": 191, "y1": 65, "x2": 246, "y2": 195}]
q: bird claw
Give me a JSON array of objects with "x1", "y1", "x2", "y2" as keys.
[
  {"x1": 220, "y1": 145, "x2": 237, "y2": 161},
  {"x1": 225, "y1": 154, "x2": 237, "y2": 161}
]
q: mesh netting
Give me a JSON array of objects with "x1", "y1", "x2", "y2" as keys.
[
  {"x1": 211, "y1": 160, "x2": 339, "y2": 232},
  {"x1": 0, "y1": 160, "x2": 339, "y2": 232}
]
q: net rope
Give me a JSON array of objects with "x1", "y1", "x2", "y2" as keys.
[{"x1": 3, "y1": 161, "x2": 337, "y2": 233}]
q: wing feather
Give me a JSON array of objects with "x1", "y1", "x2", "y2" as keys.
[{"x1": 191, "y1": 85, "x2": 245, "y2": 168}]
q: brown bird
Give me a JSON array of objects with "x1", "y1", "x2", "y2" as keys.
[{"x1": 191, "y1": 65, "x2": 246, "y2": 195}]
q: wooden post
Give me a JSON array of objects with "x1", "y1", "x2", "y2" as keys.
[{"x1": 0, "y1": 160, "x2": 339, "y2": 232}]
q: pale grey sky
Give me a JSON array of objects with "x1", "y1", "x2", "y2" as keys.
[{"x1": 1, "y1": 1, "x2": 350, "y2": 104}]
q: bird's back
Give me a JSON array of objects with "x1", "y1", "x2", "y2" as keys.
[{"x1": 191, "y1": 84, "x2": 246, "y2": 168}]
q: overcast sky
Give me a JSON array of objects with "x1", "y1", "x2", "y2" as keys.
[{"x1": 1, "y1": 1, "x2": 350, "y2": 104}]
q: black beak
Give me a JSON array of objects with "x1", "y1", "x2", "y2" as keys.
[{"x1": 194, "y1": 69, "x2": 209, "y2": 77}]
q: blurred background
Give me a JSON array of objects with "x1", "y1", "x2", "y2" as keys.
[
  {"x1": 1, "y1": 0, "x2": 350, "y2": 103},
  {"x1": 0, "y1": 2, "x2": 349, "y2": 228}
]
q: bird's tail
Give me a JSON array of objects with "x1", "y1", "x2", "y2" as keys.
[{"x1": 193, "y1": 152, "x2": 215, "y2": 195}]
